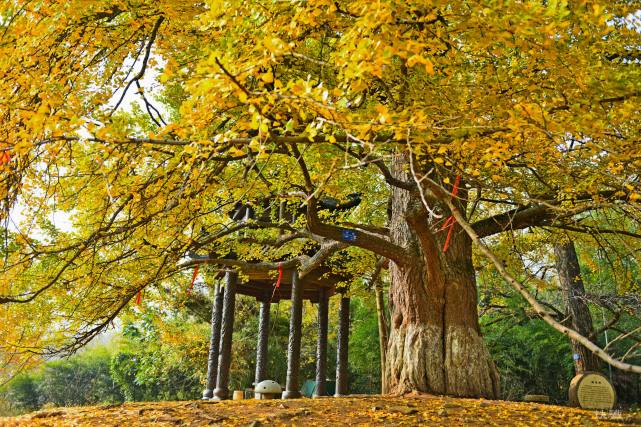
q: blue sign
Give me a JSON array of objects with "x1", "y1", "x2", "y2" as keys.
[
  {"x1": 573, "y1": 353, "x2": 581, "y2": 361},
  {"x1": 341, "y1": 229, "x2": 357, "y2": 242}
]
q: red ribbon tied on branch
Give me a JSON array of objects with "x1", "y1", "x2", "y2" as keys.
[
  {"x1": 0, "y1": 150, "x2": 11, "y2": 164},
  {"x1": 270, "y1": 262, "x2": 283, "y2": 302},
  {"x1": 187, "y1": 265, "x2": 199, "y2": 296},
  {"x1": 441, "y1": 175, "x2": 461, "y2": 253}
]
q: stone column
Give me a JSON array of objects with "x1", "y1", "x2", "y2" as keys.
[
  {"x1": 213, "y1": 271, "x2": 238, "y2": 400},
  {"x1": 283, "y1": 270, "x2": 303, "y2": 399},
  {"x1": 335, "y1": 295, "x2": 350, "y2": 397},
  {"x1": 202, "y1": 283, "x2": 225, "y2": 399},
  {"x1": 254, "y1": 298, "x2": 271, "y2": 387},
  {"x1": 313, "y1": 288, "x2": 329, "y2": 398}
]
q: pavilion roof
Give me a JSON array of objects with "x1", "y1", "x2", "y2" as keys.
[{"x1": 235, "y1": 267, "x2": 341, "y2": 303}]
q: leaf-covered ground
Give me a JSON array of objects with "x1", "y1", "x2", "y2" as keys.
[{"x1": 2, "y1": 395, "x2": 640, "y2": 426}]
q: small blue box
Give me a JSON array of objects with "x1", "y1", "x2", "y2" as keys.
[{"x1": 341, "y1": 229, "x2": 357, "y2": 242}]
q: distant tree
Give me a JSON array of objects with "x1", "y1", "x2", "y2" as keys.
[{"x1": 554, "y1": 241, "x2": 601, "y2": 374}]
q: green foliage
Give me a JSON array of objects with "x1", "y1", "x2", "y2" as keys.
[
  {"x1": 0, "y1": 372, "x2": 39, "y2": 415},
  {"x1": 109, "y1": 313, "x2": 204, "y2": 402},
  {"x1": 225, "y1": 296, "x2": 338, "y2": 391},
  {"x1": 347, "y1": 296, "x2": 381, "y2": 394},
  {"x1": 0, "y1": 346, "x2": 123, "y2": 416},
  {"x1": 109, "y1": 351, "x2": 201, "y2": 402},
  {"x1": 263, "y1": 303, "x2": 294, "y2": 387},
  {"x1": 36, "y1": 347, "x2": 123, "y2": 407},
  {"x1": 483, "y1": 317, "x2": 574, "y2": 402},
  {"x1": 8, "y1": 276, "x2": 633, "y2": 412},
  {"x1": 108, "y1": 290, "x2": 381, "y2": 398}
]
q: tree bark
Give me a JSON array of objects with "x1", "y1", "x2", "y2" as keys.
[
  {"x1": 554, "y1": 241, "x2": 601, "y2": 374},
  {"x1": 385, "y1": 155, "x2": 500, "y2": 398}
]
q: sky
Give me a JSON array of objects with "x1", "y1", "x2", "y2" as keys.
[{"x1": 8, "y1": 57, "x2": 164, "y2": 238}]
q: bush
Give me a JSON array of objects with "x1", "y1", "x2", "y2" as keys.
[
  {"x1": 0, "y1": 373, "x2": 40, "y2": 415},
  {"x1": 0, "y1": 346, "x2": 123, "y2": 415},
  {"x1": 36, "y1": 346, "x2": 124, "y2": 407}
]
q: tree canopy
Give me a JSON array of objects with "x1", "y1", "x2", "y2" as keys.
[{"x1": 1, "y1": 0, "x2": 641, "y2": 390}]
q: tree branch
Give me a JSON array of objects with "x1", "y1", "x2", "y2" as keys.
[
  {"x1": 306, "y1": 197, "x2": 411, "y2": 265},
  {"x1": 473, "y1": 204, "x2": 557, "y2": 238},
  {"x1": 342, "y1": 147, "x2": 414, "y2": 190},
  {"x1": 23, "y1": 127, "x2": 512, "y2": 152}
]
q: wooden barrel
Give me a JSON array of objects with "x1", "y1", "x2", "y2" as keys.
[{"x1": 568, "y1": 371, "x2": 616, "y2": 410}]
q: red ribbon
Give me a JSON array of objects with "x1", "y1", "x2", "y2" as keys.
[
  {"x1": 442, "y1": 220, "x2": 456, "y2": 253},
  {"x1": 135, "y1": 290, "x2": 142, "y2": 305},
  {"x1": 440, "y1": 215, "x2": 455, "y2": 231},
  {"x1": 450, "y1": 174, "x2": 461, "y2": 198},
  {"x1": 441, "y1": 175, "x2": 461, "y2": 253},
  {"x1": 187, "y1": 265, "x2": 199, "y2": 296},
  {"x1": 0, "y1": 151, "x2": 11, "y2": 164},
  {"x1": 270, "y1": 262, "x2": 283, "y2": 302}
]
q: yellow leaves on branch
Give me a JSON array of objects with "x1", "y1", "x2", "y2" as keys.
[{"x1": 406, "y1": 55, "x2": 435, "y2": 75}]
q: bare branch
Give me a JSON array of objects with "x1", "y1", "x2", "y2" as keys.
[{"x1": 109, "y1": 16, "x2": 165, "y2": 116}]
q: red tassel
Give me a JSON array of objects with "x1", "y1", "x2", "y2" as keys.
[
  {"x1": 441, "y1": 215, "x2": 454, "y2": 231},
  {"x1": 187, "y1": 265, "x2": 199, "y2": 296},
  {"x1": 441, "y1": 175, "x2": 461, "y2": 253},
  {"x1": 0, "y1": 151, "x2": 11, "y2": 164},
  {"x1": 270, "y1": 263, "x2": 283, "y2": 302},
  {"x1": 443, "y1": 218, "x2": 456, "y2": 253},
  {"x1": 451, "y1": 174, "x2": 461, "y2": 198}
]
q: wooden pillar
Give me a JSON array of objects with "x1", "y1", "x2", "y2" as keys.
[
  {"x1": 313, "y1": 288, "x2": 329, "y2": 398},
  {"x1": 283, "y1": 270, "x2": 303, "y2": 399},
  {"x1": 254, "y1": 298, "x2": 271, "y2": 386},
  {"x1": 213, "y1": 271, "x2": 237, "y2": 400},
  {"x1": 203, "y1": 283, "x2": 225, "y2": 399},
  {"x1": 335, "y1": 296, "x2": 350, "y2": 397}
]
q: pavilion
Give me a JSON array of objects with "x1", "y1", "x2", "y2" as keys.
[{"x1": 200, "y1": 267, "x2": 351, "y2": 400}]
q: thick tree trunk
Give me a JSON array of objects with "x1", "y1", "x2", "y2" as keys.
[
  {"x1": 385, "y1": 156, "x2": 499, "y2": 398},
  {"x1": 554, "y1": 241, "x2": 600, "y2": 374}
]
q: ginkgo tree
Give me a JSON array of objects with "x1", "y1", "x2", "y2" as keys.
[{"x1": 1, "y1": 0, "x2": 641, "y2": 398}]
